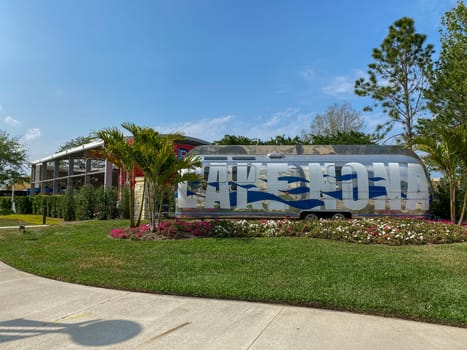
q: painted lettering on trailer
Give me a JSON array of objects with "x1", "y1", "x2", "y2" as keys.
[{"x1": 178, "y1": 162, "x2": 429, "y2": 211}]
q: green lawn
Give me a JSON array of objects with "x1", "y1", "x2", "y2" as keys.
[
  {"x1": 0, "y1": 214, "x2": 63, "y2": 226},
  {"x1": 0, "y1": 219, "x2": 466, "y2": 327}
]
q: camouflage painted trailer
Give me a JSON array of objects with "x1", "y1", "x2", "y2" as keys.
[{"x1": 177, "y1": 145, "x2": 431, "y2": 219}]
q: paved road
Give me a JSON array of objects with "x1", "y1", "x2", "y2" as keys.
[{"x1": 1, "y1": 261, "x2": 466, "y2": 349}]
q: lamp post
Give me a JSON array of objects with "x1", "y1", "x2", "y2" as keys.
[{"x1": 11, "y1": 184, "x2": 16, "y2": 213}]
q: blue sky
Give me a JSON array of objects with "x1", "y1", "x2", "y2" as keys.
[{"x1": 0, "y1": 0, "x2": 457, "y2": 161}]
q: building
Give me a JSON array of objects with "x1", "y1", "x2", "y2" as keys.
[{"x1": 30, "y1": 136, "x2": 209, "y2": 195}]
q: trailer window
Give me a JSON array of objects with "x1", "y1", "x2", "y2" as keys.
[
  {"x1": 204, "y1": 156, "x2": 228, "y2": 161},
  {"x1": 232, "y1": 156, "x2": 256, "y2": 160}
]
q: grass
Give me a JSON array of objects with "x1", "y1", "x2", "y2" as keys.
[
  {"x1": 0, "y1": 214, "x2": 64, "y2": 227},
  {"x1": 0, "y1": 219, "x2": 466, "y2": 327}
]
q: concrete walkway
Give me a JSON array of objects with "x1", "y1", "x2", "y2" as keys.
[{"x1": 1, "y1": 261, "x2": 466, "y2": 349}]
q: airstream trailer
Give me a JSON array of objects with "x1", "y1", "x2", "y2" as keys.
[{"x1": 177, "y1": 145, "x2": 430, "y2": 219}]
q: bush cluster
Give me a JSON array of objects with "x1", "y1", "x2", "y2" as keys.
[
  {"x1": 110, "y1": 217, "x2": 467, "y2": 245},
  {"x1": 3, "y1": 186, "x2": 120, "y2": 221},
  {"x1": 0, "y1": 197, "x2": 12, "y2": 215}
]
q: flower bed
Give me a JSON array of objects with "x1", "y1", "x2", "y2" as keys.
[{"x1": 109, "y1": 217, "x2": 467, "y2": 245}]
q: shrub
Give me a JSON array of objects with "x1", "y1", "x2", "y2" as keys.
[
  {"x1": 95, "y1": 187, "x2": 119, "y2": 220},
  {"x1": 75, "y1": 185, "x2": 96, "y2": 220},
  {"x1": 431, "y1": 178, "x2": 465, "y2": 221},
  {"x1": 106, "y1": 187, "x2": 119, "y2": 219},
  {"x1": 119, "y1": 185, "x2": 130, "y2": 219},
  {"x1": 0, "y1": 208, "x2": 12, "y2": 215},
  {"x1": 109, "y1": 224, "x2": 151, "y2": 240},
  {"x1": 0, "y1": 197, "x2": 11, "y2": 213},
  {"x1": 14, "y1": 196, "x2": 32, "y2": 214},
  {"x1": 62, "y1": 191, "x2": 76, "y2": 221}
]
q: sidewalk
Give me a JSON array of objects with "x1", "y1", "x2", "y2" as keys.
[{"x1": 1, "y1": 260, "x2": 466, "y2": 349}]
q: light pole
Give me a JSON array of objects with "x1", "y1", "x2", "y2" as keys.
[{"x1": 11, "y1": 184, "x2": 16, "y2": 213}]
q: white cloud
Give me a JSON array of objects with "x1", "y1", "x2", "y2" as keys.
[
  {"x1": 263, "y1": 108, "x2": 299, "y2": 128},
  {"x1": 4, "y1": 115, "x2": 21, "y2": 127},
  {"x1": 154, "y1": 115, "x2": 235, "y2": 142},
  {"x1": 255, "y1": 109, "x2": 314, "y2": 140},
  {"x1": 323, "y1": 76, "x2": 354, "y2": 96},
  {"x1": 153, "y1": 110, "x2": 315, "y2": 143},
  {"x1": 300, "y1": 68, "x2": 316, "y2": 81},
  {"x1": 322, "y1": 69, "x2": 367, "y2": 97},
  {"x1": 23, "y1": 128, "x2": 41, "y2": 141}
]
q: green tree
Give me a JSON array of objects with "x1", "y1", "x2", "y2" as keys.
[
  {"x1": 412, "y1": 125, "x2": 465, "y2": 223},
  {"x1": 213, "y1": 135, "x2": 261, "y2": 145},
  {"x1": 425, "y1": 1, "x2": 466, "y2": 128},
  {"x1": 122, "y1": 123, "x2": 201, "y2": 231},
  {"x1": 451, "y1": 124, "x2": 467, "y2": 223},
  {"x1": 0, "y1": 130, "x2": 27, "y2": 188},
  {"x1": 311, "y1": 130, "x2": 376, "y2": 145},
  {"x1": 302, "y1": 102, "x2": 365, "y2": 140},
  {"x1": 58, "y1": 134, "x2": 97, "y2": 152},
  {"x1": 355, "y1": 17, "x2": 434, "y2": 145},
  {"x1": 92, "y1": 128, "x2": 137, "y2": 227},
  {"x1": 417, "y1": 1, "x2": 466, "y2": 223},
  {"x1": 262, "y1": 135, "x2": 304, "y2": 145}
]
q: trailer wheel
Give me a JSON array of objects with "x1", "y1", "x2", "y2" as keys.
[
  {"x1": 304, "y1": 213, "x2": 319, "y2": 220},
  {"x1": 332, "y1": 213, "x2": 346, "y2": 220}
]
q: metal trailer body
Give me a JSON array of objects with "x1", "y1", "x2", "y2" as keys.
[{"x1": 176, "y1": 145, "x2": 431, "y2": 219}]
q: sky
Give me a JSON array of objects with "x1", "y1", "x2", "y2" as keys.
[{"x1": 0, "y1": 0, "x2": 458, "y2": 162}]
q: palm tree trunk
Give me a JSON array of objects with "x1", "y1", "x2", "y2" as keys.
[
  {"x1": 457, "y1": 188, "x2": 466, "y2": 225},
  {"x1": 156, "y1": 188, "x2": 165, "y2": 229},
  {"x1": 136, "y1": 178, "x2": 146, "y2": 227},
  {"x1": 128, "y1": 168, "x2": 136, "y2": 227},
  {"x1": 147, "y1": 183, "x2": 156, "y2": 232},
  {"x1": 449, "y1": 178, "x2": 456, "y2": 223},
  {"x1": 129, "y1": 184, "x2": 135, "y2": 227}
]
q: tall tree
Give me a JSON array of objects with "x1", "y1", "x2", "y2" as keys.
[
  {"x1": 417, "y1": 1, "x2": 467, "y2": 224},
  {"x1": 355, "y1": 17, "x2": 434, "y2": 145},
  {"x1": 0, "y1": 130, "x2": 27, "y2": 188},
  {"x1": 425, "y1": 1, "x2": 466, "y2": 128},
  {"x1": 303, "y1": 102, "x2": 365, "y2": 139}
]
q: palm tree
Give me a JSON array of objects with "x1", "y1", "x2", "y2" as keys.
[
  {"x1": 91, "y1": 128, "x2": 138, "y2": 227},
  {"x1": 413, "y1": 125, "x2": 465, "y2": 223},
  {"x1": 122, "y1": 123, "x2": 200, "y2": 231}
]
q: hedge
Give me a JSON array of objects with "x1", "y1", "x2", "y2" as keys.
[{"x1": 7, "y1": 186, "x2": 120, "y2": 221}]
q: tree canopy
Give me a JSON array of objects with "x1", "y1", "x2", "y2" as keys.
[
  {"x1": 355, "y1": 17, "x2": 434, "y2": 145},
  {"x1": 0, "y1": 130, "x2": 27, "y2": 188},
  {"x1": 303, "y1": 102, "x2": 364, "y2": 139},
  {"x1": 58, "y1": 134, "x2": 97, "y2": 152},
  {"x1": 425, "y1": 0, "x2": 466, "y2": 127},
  {"x1": 214, "y1": 135, "x2": 261, "y2": 145},
  {"x1": 311, "y1": 131, "x2": 376, "y2": 145},
  {"x1": 414, "y1": 1, "x2": 467, "y2": 224},
  {"x1": 214, "y1": 134, "x2": 304, "y2": 145}
]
